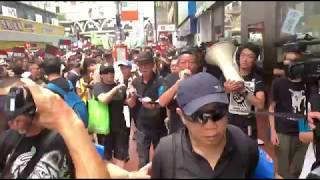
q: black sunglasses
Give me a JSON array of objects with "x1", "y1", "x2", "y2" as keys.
[{"x1": 189, "y1": 107, "x2": 228, "y2": 125}]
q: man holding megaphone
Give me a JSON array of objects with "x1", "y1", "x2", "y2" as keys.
[{"x1": 225, "y1": 43, "x2": 265, "y2": 141}]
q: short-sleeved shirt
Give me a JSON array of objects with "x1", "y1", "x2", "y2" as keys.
[
  {"x1": 224, "y1": 72, "x2": 264, "y2": 130},
  {"x1": 298, "y1": 119, "x2": 311, "y2": 132},
  {"x1": 160, "y1": 73, "x2": 184, "y2": 134},
  {"x1": 152, "y1": 126, "x2": 259, "y2": 178},
  {"x1": 76, "y1": 78, "x2": 92, "y2": 103},
  {"x1": 93, "y1": 82, "x2": 127, "y2": 133},
  {"x1": 271, "y1": 78, "x2": 306, "y2": 135},
  {"x1": 131, "y1": 73, "x2": 167, "y2": 135},
  {"x1": 0, "y1": 129, "x2": 75, "y2": 178}
]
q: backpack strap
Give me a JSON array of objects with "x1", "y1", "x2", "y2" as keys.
[
  {"x1": 46, "y1": 82, "x2": 67, "y2": 97},
  {"x1": 227, "y1": 125, "x2": 250, "y2": 175},
  {"x1": 17, "y1": 131, "x2": 58, "y2": 178},
  {"x1": 171, "y1": 130, "x2": 181, "y2": 178},
  {"x1": 0, "y1": 131, "x2": 24, "y2": 179},
  {"x1": 172, "y1": 133, "x2": 177, "y2": 178},
  {"x1": 67, "y1": 80, "x2": 75, "y2": 91}
]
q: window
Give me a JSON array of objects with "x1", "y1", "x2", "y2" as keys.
[
  {"x1": 279, "y1": 2, "x2": 320, "y2": 53},
  {"x1": 224, "y1": 1, "x2": 241, "y2": 43},
  {"x1": 56, "y1": 6, "x2": 60, "y2": 13}
]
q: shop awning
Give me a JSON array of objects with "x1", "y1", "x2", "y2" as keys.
[{"x1": 0, "y1": 31, "x2": 65, "y2": 46}]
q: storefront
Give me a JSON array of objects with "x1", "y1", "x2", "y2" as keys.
[
  {"x1": 277, "y1": 2, "x2": 320, "y2": 53},
  {"x1": 224, "y1": 1, "x2": 241, "y2": 43},
  {"x1": 195, "y1": 1, "x2": 226, "y2": 45},
  {"x1": 240, "y1": 1, "x2": 320, "y2": 83},
  {"x1": 0, "y1": 15, "x2": 66, "y2": 51},
  {"x1": 176, "y1": 1, "x2": 197, "y2": 46}
]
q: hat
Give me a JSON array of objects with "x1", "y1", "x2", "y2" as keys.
[
  {"x1": 118, "y1": 60, "x2": 132, "y2": 68},
  {"x1": 176, "y1": 72, "x2": 228, "y2": 116},
  {"x1": 100, "y1": 64, "x2": 114, "y2": 74},
  {"x1": 136, "y1": 51, "x2": 154, "y2": 64}
]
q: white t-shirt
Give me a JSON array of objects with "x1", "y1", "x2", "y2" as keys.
[{"x1": 229, "y1": 80, "x2": 255, "y2": 115}]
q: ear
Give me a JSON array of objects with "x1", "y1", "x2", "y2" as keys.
[{"x1": 176, "y1": 108, "x2": 186, "y2": 125}]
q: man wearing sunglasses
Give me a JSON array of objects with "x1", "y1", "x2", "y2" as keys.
[{"x1": 152, "y1": 72, "x2": 259, "y2": 178}]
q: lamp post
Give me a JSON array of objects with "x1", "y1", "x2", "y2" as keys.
[{"x1": 115, "y1": 1, "x2": 122, "y2": 45}]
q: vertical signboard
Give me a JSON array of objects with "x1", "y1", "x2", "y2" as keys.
[{"x1": 121, "y1": 1, "x2": 139, "y2": 21}]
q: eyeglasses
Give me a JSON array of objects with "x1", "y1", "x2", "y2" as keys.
[{"x1": 189, "y1": 107, "x2": 228, "y2": 125}]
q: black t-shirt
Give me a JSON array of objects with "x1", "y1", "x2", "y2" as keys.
[
  {"x1": 0, "y1": 129, "x2": 75, "y2": 178},
  {"x1": 0, "y1": 95, "x2": 8, "y2": 134},
  {"x1": 161, "y1": 73, "x2": 184, "y2": 134},
  {"x1": 132, "y1": 74, "x2": 167, "y2": 135},
  {"x1": 271, "y1": 78, "x2": 306, "y2": 135},
  {"x1": 227, "y1": 72, "x2": 265, "y2": 130},
  {"x1": 160, "y1": 64, "x2": 170, "y2": 78},
  {"x1": 93, "y1": 82, "x2": 127, "y2": 133},
  {"x1": 152, "y1": 126, "x2": 259, "y2": 178}
]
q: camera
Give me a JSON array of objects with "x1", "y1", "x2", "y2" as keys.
[
  {"x1": 276, "y1": 34, "x2": 320, "y2": 81},
  {"x1": 277, "y1": 34, "x2": 320, "y2": 178},
  {"x1": 4, "y1": 86, "x2": 36, "y2": 121}
]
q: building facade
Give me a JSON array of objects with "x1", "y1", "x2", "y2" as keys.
[
  {"x1": 190, "y1": 1, "x2": 320, "y2": 85},
  {"x1": 0, "y1": 1, "x2": 65, "y2": 50}
]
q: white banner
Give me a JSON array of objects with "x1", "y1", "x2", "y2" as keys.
[
  {"x1": 2, "y1": 6, "x2": 17, "y2": 18},
  {"x1": 51, "y1": 18, "x2": 59, "y2": 26},
  {"x1": 35, "y1": 14, "x2": 43, "y2": 23}
]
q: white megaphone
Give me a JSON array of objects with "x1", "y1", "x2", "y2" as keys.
[{"x1": 205, "y1": 41, "x2": 244, "y2": 82}]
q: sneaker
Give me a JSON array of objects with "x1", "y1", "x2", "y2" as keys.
[{"x1": 257, "y1": 139, "x2": 264, "y2": 145}]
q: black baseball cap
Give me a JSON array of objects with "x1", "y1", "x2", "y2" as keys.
[
  {"x1": 176, "y1": 72, "x2": 228, "y2": 116},
  {"x1": 136, "y1": 51, "x2": 154, "y2": 64},
  {"x1": 100, "y1": 64, "x2": 114, "y2": 74}
]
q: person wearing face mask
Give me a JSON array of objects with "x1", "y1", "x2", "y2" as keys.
[
  {"x1": 268, "y1": 49, "x2": 308, "y2": 178},
  {"x1": 273, "y1": 51, "x2": 303, "y2": 78}
]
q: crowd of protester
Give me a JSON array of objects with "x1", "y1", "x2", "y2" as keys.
[{"x1": 0, "y1": 40, "x2": 318, "y2": 179}]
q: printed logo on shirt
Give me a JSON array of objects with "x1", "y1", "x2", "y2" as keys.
[
  {"x1": 9, "y1": 148, "x2": 70, "y2": 179},
  {"x1": 229, "y1": 80, "x2": 255, "y2": 115},
  {"x1": 288, "y1": 89, "x2": 306, "y2": 114}
]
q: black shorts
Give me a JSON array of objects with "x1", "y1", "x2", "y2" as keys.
[
  {"x1": 97, "y1": 129, "x2": 130, "y2": 161},
  {"x1": 228, "y1": 114, "x2": 257, "y2": 140}
]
